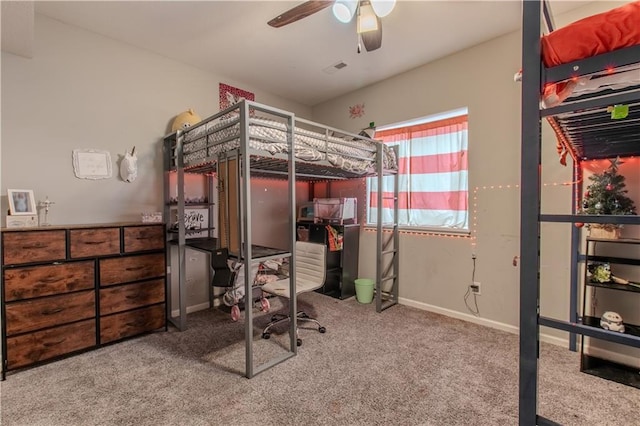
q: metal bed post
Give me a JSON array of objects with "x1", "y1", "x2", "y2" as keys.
[
  {"x1": 207, "y1": 172, "x2": 216, "y2": 309},
  {"x1": 286, "y1": 112, "x2": 298, "y2": 356},
  {"x1": 390, "y1": 146, "x2": 399, "y2": 306},
  {"x1": 519, "y1": 0, "x2": 543, "y2": 424},
  {"x1": 238, "y1": 102, "x2": 255, "y2": 378},
  {"x1": 568, "y1": 162, "x2": 583, "y2": 352},
  {"x1": 164, "y1": 130, "x2": 187, "y2": 331},
  {"x1": 162, "y1": 137, "x2": 173, "y2": 329},
  {"x1": 177, "y1": 131, "x2": 188, "y2": 332},
  {"x1": 375, "y1": 144, "x2": 399, "y2": 313},
  {"x1": 376, "y1": 144, "x2": 383, "y2": 312}
]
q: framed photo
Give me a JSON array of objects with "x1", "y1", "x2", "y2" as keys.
[
  {"x1": 7, "y1": 189, "x2": 36, "y2": 215},
  {"x1": 72, "y1": 149, "x2": 113, "y2": 180}
]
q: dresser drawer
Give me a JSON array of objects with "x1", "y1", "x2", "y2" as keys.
[
  {"x1": 100, "y1": 279, "x2": 165, "y2": 315},
  {"x1": 99, "y1": 253, "x2": 165, "y2": 286},
  {"x1": 100, "y1": 304, "x2": 165, "y2": 344},
  {"x1": 2, "y1": 230, "x2": 66, "y2": 265},
  {"x1": 3, "y1": 261, "x2": 95, "y2": 302},
  {"x1": 5, "y1": 290, "x2": 96, "y2": 336},
  {"x1": 6, "y1": 319, "x2": 96, "y2": 369},
  {"x1": 70, "y1": 228, "x2": 120, "y2": 258},
  {"x1": 124, "y1": 226, "x2": 164, "y2": 253}
]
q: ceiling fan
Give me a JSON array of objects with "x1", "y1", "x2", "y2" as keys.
[{"x1": 267, "y1": 0, "x2": 396, "y2": 53}]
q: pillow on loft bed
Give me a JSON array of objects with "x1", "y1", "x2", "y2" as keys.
[{"x1": 541, "y1": 1, "x2": 640, "y2": 67}]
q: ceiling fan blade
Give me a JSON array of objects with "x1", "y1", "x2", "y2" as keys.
[
  {"x1": 268, "y1": 1, "x2": 333, "y2": 28},
  {"x1": 361, "y1": 16, "x2": 382, "y2": 52}
]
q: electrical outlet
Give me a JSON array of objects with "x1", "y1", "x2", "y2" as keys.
[{"x1": 470, "y1": 281, "x2": 481, "y2": 295}]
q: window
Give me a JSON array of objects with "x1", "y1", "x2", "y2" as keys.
[{"x1": 367, "y1": 109, "x2": 469, "y2": 231}]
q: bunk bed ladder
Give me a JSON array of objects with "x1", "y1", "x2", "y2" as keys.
[{"x1": 375, "y1": 145, "x2": 400, "y2": 313}]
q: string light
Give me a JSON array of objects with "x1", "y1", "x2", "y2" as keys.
[
  {"x1": 363, "y1": 227, "x2": 470, "y2": 239},
  {"x1": 471, "y1": 179, "x2": 581, "y2": 252}
]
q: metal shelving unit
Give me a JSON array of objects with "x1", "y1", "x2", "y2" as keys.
[
  {"x1": 580, "y1": 238, "x2": 640, "y2": 389},
  {"x1": 519, "y1": 1, "x2": 640, "y2": 424}
]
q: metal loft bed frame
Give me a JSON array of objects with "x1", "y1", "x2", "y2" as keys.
[
  {"x1": 520, "y1": 1, "x2": 640, "y2": 424},
  {"x1": 162, "y1": 100, "x2": 399, "y2": 378}
]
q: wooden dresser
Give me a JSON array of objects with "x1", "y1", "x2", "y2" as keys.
[{"x1": 1, "y1": 223, "x2": 166, "y2": 378}]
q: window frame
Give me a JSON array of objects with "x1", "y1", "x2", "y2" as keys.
[{"x1": 365, "y1": 108, "x2": 470, "y2": 235}]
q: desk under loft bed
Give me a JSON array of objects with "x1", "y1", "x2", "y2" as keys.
[
  {"x1": 520, "y1": 1, "x2": 640, "y2": 424},
  {"x1": 163, "y1": 100, "x2": 399, "y2": 378}
]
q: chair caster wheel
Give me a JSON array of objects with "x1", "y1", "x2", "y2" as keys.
[
  {"x1": 299, "y1": 312, "x2": 309, "y2": 319},
  {"x1": 262, "y1": 332, "x2": 271, "y2": 340},
  {"x1": 271, "y1": 315, "x2": 279, "y2": 322},
  {"x1": 319, "y1": 326, "x2": 326, "y2": 333},
  {"x1": 296, "y1": 338, "x2": 302, "y2": 347},
  {"x1": 231, "y1": 305, "x2": 240, "y2": 322}
]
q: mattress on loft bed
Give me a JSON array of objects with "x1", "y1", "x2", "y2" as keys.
[
  {"x1": 538, "y1": 1, "x2": 640, "y2": 108},
  {"x1": 541, "y1": 64, "x2": 640, "y2": 109},
  {"x1": 180, "y1": 114, "x2": 398, "y2": 174}
]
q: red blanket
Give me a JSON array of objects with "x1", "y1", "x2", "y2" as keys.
[{"x1": 541, "y1": 1, "x2": 640, "y2": 67}]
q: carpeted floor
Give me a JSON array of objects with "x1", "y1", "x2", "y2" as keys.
[{"x1": 0, "y1": 292, "x2": 638, "y2": 425}]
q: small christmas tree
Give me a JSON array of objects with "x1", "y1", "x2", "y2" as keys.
[{"x1": 582, "y1": 157, "x2": 637, "y2": 216}]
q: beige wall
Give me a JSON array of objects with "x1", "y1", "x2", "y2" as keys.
[
  {"x1": 1, "y1": 14, "x2": 311, "y2": 226},
  {"x1": 312, "y1": 28, "x2": 550, "y2": 331},
  {"x1": 311, "y1": 1, "x2": 639, "y2": 354},
  {"x1": 1, "y1": 14, "x2": 312, "y2": 320},
  {"x1": 2, "y1": 4, "x2": 638, "y2": 360}
]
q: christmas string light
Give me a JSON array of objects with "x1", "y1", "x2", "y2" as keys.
[
  {"x1": 471, "y1": 179, "x2": 581, "y2": 251},
  {"x1": 362, "y1": 227, "x2": 470, "y2": 239}
]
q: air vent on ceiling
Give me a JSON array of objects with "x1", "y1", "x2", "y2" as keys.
[{"x1": 323, "y1": 61, "x2": 348, "y2": 74}]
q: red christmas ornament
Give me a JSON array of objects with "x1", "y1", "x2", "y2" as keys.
[
  {"x1": 584, "y1": 191, "x2": 590, "y2": 197},
  {"x1": 575, "y1": 222, "x2": 584, "y2": 228},
  {"x1": 606, "y1": 184, "x2": 613, "y2": 191}
]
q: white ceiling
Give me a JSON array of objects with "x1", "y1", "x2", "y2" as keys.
[{"x1": 20, "y1": 1, "x2": 592, "y2": 106}]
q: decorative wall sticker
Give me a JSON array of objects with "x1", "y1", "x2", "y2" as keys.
[{"x1": 349, "y1": 103, "x2": 365, "y2": 118}]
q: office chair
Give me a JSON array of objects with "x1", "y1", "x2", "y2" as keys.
[
  {"x1": 210, "y1": 247, "x2": 242, "y2": 321},
  {"x1": 260, "y1": 241, "x2": 327, "y2": 346}
]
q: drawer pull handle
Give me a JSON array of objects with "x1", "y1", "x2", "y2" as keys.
[
  {"x1": 42, "y1": 307, "x2": 64, "y2": 315},
  {"x1": 44, "y1": 339, "x2": 65, "y2": 347},
  {"x1": 125, "y1": 266, "x2": 144, "y2": 271},
  {"x1": 41, "y1": 277, "x2": 62, "y2": 284},
  {"x1": 126, "y1": 293, "x2": 140, "y2": 300},
  {"x1": 84, "y1": 241, "x2": 105, "y2": 245}
]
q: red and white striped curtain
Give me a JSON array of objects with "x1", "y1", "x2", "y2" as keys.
[{"x1": 367, "y1": 115, "x2": 469, "y2": 229}]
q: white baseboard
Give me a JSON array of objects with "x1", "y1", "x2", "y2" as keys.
[
  {"x1": 584, "y1": 344, "x2": 640, "y2": 368},
  {"x1": 398, "y1": 297, "x2": 568, "y2": 348},
  {"x1": 170, "y1": 301, "x2": 211, "y2": 318}
]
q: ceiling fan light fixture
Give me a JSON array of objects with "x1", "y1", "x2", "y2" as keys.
[
  {"x1": 370, "y1": 0, "x2": 396, "y2": 18},
  {"x1": 357, "y1": 3, "x2": 378, "y2": 33},
  {"x1": 332, "y1": 0, "x2": 358, "y2": 23}
]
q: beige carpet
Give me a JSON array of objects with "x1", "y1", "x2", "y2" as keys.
[{"x1": 1, "y1": 292, "x2": 638, "y2": 426}]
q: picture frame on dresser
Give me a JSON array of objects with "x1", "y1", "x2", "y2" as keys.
[{"x1": 7, "y1": 189, "x2": 36, "y2": 215}]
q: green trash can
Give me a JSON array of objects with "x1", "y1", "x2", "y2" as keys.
[{"x1": 354, "y1": 278, "x2": 375, "y2": 304}]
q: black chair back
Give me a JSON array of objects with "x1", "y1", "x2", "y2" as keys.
[{"x1": 211, "y1": 248, "x2": 234, "y2": 288}]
